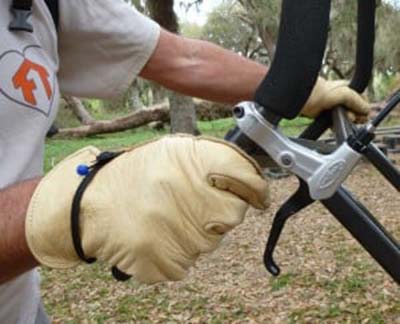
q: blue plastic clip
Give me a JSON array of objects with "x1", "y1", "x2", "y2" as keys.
[{"x1": 76, "y1": 164, "x2": 90, "y2": 176}]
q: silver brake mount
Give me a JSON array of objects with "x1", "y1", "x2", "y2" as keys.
[{"x1": 233, "y1": 102, "x2": 362, "y2": 200}]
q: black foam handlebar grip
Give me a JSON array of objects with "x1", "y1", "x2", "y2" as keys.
[
  {"x1": 254, "y1": 0, "x2": 331, "y2": 121},
  {"x1": 349, "y1": 0, "x2": 376, "y2": 93}
]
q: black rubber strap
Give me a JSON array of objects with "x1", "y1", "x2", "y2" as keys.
[
  {"x1": 71, "y1": 152, "x2": 123, "y2": 264},
  {"x1": 12, "y1": 0, "x2": 32, "y2": 10},
  {"x1": 10, "y1": 0, "x2": 59, "y2": 32},
  {"x1": 9, "y1": 0, "x2": 34, "y2": 32},
  {"x1": 44, "y1": 0, "x2": 59, "y2": 31}
]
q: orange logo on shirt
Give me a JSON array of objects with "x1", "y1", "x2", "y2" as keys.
[
  {"x1": 12, "y1": 58, "x2": 52, "y2": 106},
  {"x1": 0, "y1": 45, "x2": 55, "y2": 117}
]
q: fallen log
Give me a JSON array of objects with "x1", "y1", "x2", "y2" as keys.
[
  {"x1": 53, "y1": 101, "x2": 233, "y2": 139},
  {"x1": 55, "y1": 103, "x2": 169, "y2": 138}
]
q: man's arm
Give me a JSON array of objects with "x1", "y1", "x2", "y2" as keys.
[
  {"x1": 140, "y1": 29, "x2": 370, "y2": 120},
  {"x1": 140, "y1": 29, "x2": 267, "y2": 104},
  {"x1": 0, "y1": 179, "x2": 40, "y2": 284}
]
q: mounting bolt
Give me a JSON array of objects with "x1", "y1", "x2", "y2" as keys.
[
  {"x1": 233, "y1": 106, "x2": 245, "y2": 119},
  {"x1": 280, "y1": 153, "x2": 294, "y2": 168}
]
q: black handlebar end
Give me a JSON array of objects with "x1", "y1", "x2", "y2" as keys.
[{"x1": 255, "y1": 0, "x2": 332, "y2": 122}]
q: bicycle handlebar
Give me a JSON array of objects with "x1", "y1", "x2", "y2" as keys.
[
  {"x1": 254, "y1": 0, "x2": 376, "y2": 122},
  {"x1": 254, "y1": 0, "x2": 331, "y2": 122},
  {"x1": 349, "y1": 0, "x2": 376, "y2": 93}
]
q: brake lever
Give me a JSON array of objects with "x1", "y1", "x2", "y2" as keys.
[
  {"x1": 264, "y1": 179, "x2": 314, "y2": 276},
  {"x1": 263, "y1": 107, "x2": 348, "y2": 276}
]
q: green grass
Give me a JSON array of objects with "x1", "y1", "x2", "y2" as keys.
[
  {"x1": 45, "y1": 117, "x2": 310, "y2": 172},
  {"x1": 270, "y1": 273, "x2": 295, "y2": 291},
  {"x1": 45, "y1": 127, "x2": 165, "y2": 172}
]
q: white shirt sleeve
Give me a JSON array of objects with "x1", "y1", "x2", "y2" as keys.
[{"x1": 58, "y1": 0, "x2": 160, "y2": 99}]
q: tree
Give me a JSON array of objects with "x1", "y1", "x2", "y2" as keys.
[
  {"x1": 203, "y1": 0, "x2": 400, "y2": 101},
  {"x1": 63, "y1": 95, "x2": 95, "y2": 125},
  {"x1": 202, "y1": 3, "x2": 266, "y2": 61},
  {"x1": 375, "y1": 2, "x2": 400, "y2": 72},
  {"x1": 235, "y1": 0, "x2": 279, "y2": 59},
  {"x1": 202, "y1": 0, "x2": 278, "y2": 64},
  {"x1": 146, "y1": 0, "x2": 199, "y2": 135}
]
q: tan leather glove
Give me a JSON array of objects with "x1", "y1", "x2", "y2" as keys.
[
  {"x1": 301, "y1": 77, "x2": 370, "y2": 121},
  {"x1": 26, "y1": 135, "x2": 269, "y2": 284}
]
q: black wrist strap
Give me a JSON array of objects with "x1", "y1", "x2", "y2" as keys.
[
  {"x1": 71, "y1": 151, "x2": 122, "y2": 263},
  {"x1": 70, "y1": 151, "x2": 131, "y2": 281}
]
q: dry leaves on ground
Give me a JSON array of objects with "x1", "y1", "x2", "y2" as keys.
[{"x1": 41, "y1": 156, "x2": 400, "y2": 323}]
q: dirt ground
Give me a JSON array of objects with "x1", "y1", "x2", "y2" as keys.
[{"x1": 41, "y1": 156, "x2": 400, "y2": 323}]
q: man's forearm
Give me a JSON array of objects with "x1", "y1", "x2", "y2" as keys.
[
  {"x1": 0, "y1": 179, "x2": 40, "y2": 284},
  {"x1": 140, "y1": 30, "x2": 268, "y2": 104}
]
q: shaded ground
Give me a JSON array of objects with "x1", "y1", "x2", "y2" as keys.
[{"x1": 40, "y1": 156, "x2": 399, "y2": 323}]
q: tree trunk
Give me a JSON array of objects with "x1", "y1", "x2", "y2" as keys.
[
  {"x1": 147, "y1": 0, "x2": 199, "y2": 135},
  {"x1": 169, "y1": 94, "x2": 199, "y2": 134},
  {"x1": 130, "y1": 80, "x2": 144, "y2": 111},
  {"x1": 151, "y1": 83, "x2": 167, "y2": 104},
  {"x1": 63, "y1": 95, "x2": 95, "y2": 125},
  {"x1": 146, "y1": 0, "x2": 179, "y2": 33},
  {"x1": 257, "y1": 24, "x2": 276, "y2": 59}
]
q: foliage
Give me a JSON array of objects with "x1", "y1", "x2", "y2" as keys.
[
  {"x1": 200, "y1": 0, "x2": 400, "y2": 102},
  {"x1": 327, "y1": 1, "x2": 400, "y2": 79},
  {"x1": 373, "y1": 72, "x2": 400, "y2": 101},
  {"x1": 181, "y1": 21, "x2": 203, "y2": 38},
  {"x1": 375, "y1": 3, "x2": 400, "y2": 72},
  {"x1": 202, "y1": 3, "x2": 264, "y2": 61},
  {"x1": 202, "y1": 0, "x2": 279, "y2": 64}
]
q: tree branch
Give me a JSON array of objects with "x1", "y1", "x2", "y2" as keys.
[{"x1": 63, "y1": 95, "x2": 95, "y2": 125}]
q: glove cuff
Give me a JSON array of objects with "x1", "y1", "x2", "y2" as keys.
[{"x1": 26, "y1": 146, "x2": 101, "y2": 269}]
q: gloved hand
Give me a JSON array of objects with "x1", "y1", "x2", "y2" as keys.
[
  {"x1": 301, "y1": 77, "x2": 370, "y2": 122},
  {"x1": 26, "y1": 135, "x2": 269, "y2": 284}
]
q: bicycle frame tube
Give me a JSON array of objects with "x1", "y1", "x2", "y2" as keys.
[{"x1": 322, "y1": 188, "x2": 400, "y2": 284}]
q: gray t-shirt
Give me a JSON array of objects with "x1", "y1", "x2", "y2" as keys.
[{"x1": 0, "y1": 0, "x2": 160, "y2": 322}]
